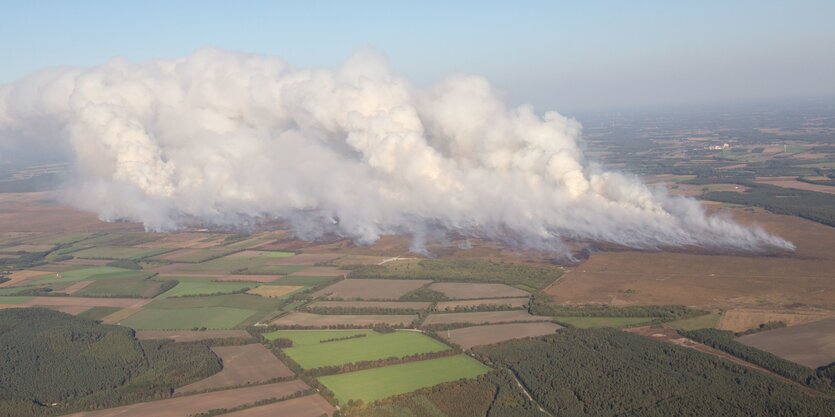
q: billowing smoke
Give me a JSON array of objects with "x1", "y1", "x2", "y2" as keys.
[{"x1": 0, "y1": 48, "x2": 793, "y2": 254}]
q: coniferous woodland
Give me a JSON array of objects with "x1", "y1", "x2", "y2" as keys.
[
  {"x1": 0, "y1": 308, "x2": 222, "y2": 417},
  {"x1": 471, "y1": 328, "x2": 835, "y2": 417},
  {"x1": 682, "y1": 328, "x2": 835, "y2": 392}
]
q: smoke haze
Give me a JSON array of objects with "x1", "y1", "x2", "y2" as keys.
[{"x1": 0, "y1": 48, "x2": 793, "y2": 254}]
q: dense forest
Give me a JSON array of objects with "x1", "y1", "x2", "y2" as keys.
[
  {"x1": 0, "y1": 308, "x2": 222, "y2": 417},
  {"x1": 351, "y1": 260, "x2": 561, "y2": 291},
  {"x1": 337, "y1": 371, "x2": 541, "y2": 417},
  {"x1": 683, "y1": 328, "x2": 834, "y2": 392},
  {"x1": 703, "y1": 182, "x2": 835, "y2": 227},
  {"x1": 473, "y1": 328, "x2": 835, "y2": 417}
]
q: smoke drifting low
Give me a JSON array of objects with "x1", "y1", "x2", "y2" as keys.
[{"x1": 0, "y1": 48, "x2": 793, "y2": 254}]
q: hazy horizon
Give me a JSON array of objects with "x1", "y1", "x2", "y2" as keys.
[{"x1": 2, "y1": 1, "x2": 834, "y2": 112}]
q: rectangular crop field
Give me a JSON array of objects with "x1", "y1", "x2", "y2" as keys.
[
  {"x1": 176, "y1": 344, "x2": 294, "y2": 394},
  {"x1": 271, "y1": 312, "x2": 416, "y2": 327},
  {"x1": 119, "y1": 306, "x2": 256, "y2": 330},
  {"x1": 312, "y1": 278, "x2": 431, "y2": 300},
  {"x1": 273, "y1": 330, "x2": 450, "y2": 369},
  {"x1": 246, "y1": 285, "x2": 304, "y2": 298},
  {"x1": 737, "y1": 317, "x2": 835, "y2": 368},
  {"x1": 318, "y1": 355, "x2": 490, "y2": 403},
  {"x1": 158, "y1": 281, "x2": 253, "y2": 298},
  {"x1": 428, "y1": 283, "x2": 529, "y2": 299},
  {"x1": 71, "y1": 245, "x2": 173, "y2": 260},
  {"x1": 443, "y1": 322, "x2": 562, "y2": 350},
  {"x1": 307, "y1": 301, "x2": 432, "y2": 310},
  {"x1": 32, "y1": 266, "x2": 150, "y2": 285}
]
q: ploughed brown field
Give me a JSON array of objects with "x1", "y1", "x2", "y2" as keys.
[
  {"x1": 306, "y1": 300, "x2": 432, "y2": 310},
  {"x1": 0, "y1": 269, "x2": 51, "y2": 287},
  {"x1": 176, "y1": 344, "x2": 295, "y2": 394},
  {"x1": 545, "y1": 208, "x2": 835, "y2": 310},
  {"x1": 62, "y1": 380, "x2": 311, "y2": 417},
  {"x1": 737, "y1": 317, "x2": 835, "y2": 368},
  {"x1": 717, "y1": 309, "x2": 834, "y2": 332},
  {"x1": 312, "y1": 278, "x2": 431, "y2": 300},
  {"x1": 436, "y1": 297, "x2": 529, "y2": 311},
  {"x1": 422, "y1": 310, "x2": 552, "y2": 326},
  {"x1": 0, "y1": 297, "x2": 152, "y2": 309},
  {"x1": 271, "y1": 312, "x2": 417, "y2": 327},
  {"x1": 136, "y1": 330, "x2": 252, "y2": 342},
  {"x1": 442, "y1": 322, "x2": 562, "y2": 350},
  {"x1": 217, "y1": 395, "x2": 335, "y2": 417},
  {"x1": 428, "y1": 282, "x2": 530, "y2": 300}
]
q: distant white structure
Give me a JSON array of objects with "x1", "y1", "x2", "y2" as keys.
[{"x1": 707, "y1": 143, "x2": 730, "y2": 150}]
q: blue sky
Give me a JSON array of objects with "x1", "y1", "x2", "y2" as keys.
[{"x1": 1, "y1": 0, "x2": 834, "y2": 111}]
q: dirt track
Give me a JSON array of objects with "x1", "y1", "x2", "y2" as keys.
[{"x1": 218, "y1": 395, "x2": 334, "y2": 417}]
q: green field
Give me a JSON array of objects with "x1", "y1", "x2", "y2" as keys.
[
  {"x1": 120, "y1": 306, "x2": 256, "y2": 330},
  {"x1": 144, "y1": 293, "x2": 282, "y2": 327},
  {"x1": 32, "y1": 266, "x2": 150, "y2": 285},
  {"x1": 158, "y1": 281, "x2": 252, "y2": 298},
  {"x1": 78, "y1": 306, "x2": 122, "y2": 320},
  {"x1": 158, "y1": 251, "x2": 301, "y2": 274},
  {"x1": 70, "y1": 246, "x2": 173, "y2": 260},
  {"x1": 319, "y1": 355, "x2": 490, "y2": 404},
  {"x1": 272, "y1": 330, "x2": 451, "y2": 369},
  {"x1": 0, "y1": 296, "x2": 32, "y2": 304},
  {"x1": 75, "y1": 277, "x2": 166, "y2": 298},
  {"x1": 553, "y1": 316, "x2": 655, "y2": 328}
]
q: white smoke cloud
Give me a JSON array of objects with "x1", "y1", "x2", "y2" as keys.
[{"x1": 0, "y1": 48, "x2": 794, "y2": 254}]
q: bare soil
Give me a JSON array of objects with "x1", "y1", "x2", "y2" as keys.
[
  {"x1": 61, "y1": 380, "x2": 311, "y2": 417},
  {"x1": 176, "y1": 344, "x2": 294, "y2": 394},
  {"x1": 428, "y1": 283, "x2": 530, "y2": 300},
  {"x1": 217, "y1": 395, "x2": 335, "y2": 417},
  {"x1": 312, "y1": 278, "x2": 431, "y2": 300},
  {"x1": 737, "y1": 317, "x2": 835, "y2": 368},
  {"x1": 442, "y1": 322, "x2": 562, "y2": 350}
]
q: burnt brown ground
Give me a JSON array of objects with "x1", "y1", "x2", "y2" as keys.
[
  {"x1": 312, "y1": 278, "x2": 431, "y2": 300},
  {"x1": 545, "y1": 208, "x2": 835, "y2": 310},
  {"x1": 136, "y1": 330, "x2": 251, "y2": 342},
  {"x1": 217, "y1": 395, "x2": 335, "y2": 417},
  {"x1": 271, "y1": 312, "x2": 416, "y2": 327},
  {"x1": 0, "y1": 192, "x2": 141, "y2": 233},
  {"x1": 428, "y1": 283, "x2": 530, "y2": 300},
  {"x1": 442, "y1": 322, "x2": 562, "y2": 350},
  {"x1": 422, "y1": 311, "x2": 552, "y2": 326},
  {"x1": 176, "y1": 344, "x2": 294, "y2": 394},
  {"x1": 61, "y1": 380, "x2": 310, "y2": 417},
  {"x1": 737, "y1": 317, "x2": 835, "y2": 368}
]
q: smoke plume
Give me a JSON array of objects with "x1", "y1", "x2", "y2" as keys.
[{"x1": 0, "y1": 48, "x2": 793, "y2": 254}]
